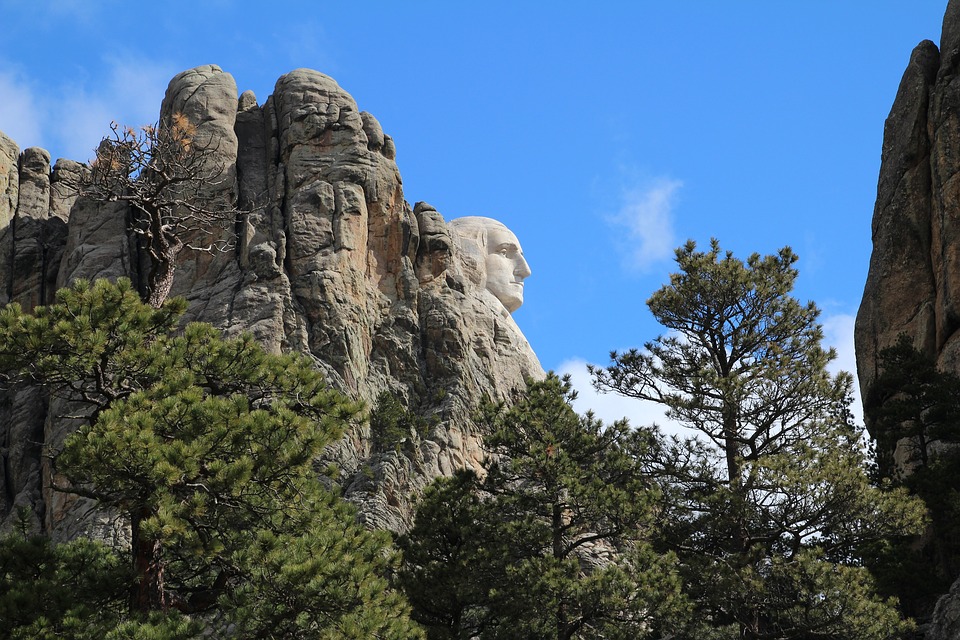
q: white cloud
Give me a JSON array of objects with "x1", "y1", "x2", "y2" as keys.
[
  {"x1": 103, "y1": 55, "x2": 175, "y2": 123},
  {"x1": 557, "y1": 358, "x2": 686, "y2": 438},
  {"x1": 50, "y1": 56, "x2": 175, "y2": 163},
  {"x1": 821, "y1": 312, "x2": 863, "y2": 427},
  {"x1": 51, "y1": 94, "x2": 114, "y2": 163},
  {"x1": 560, "y1": 313, "x2": 864, "y2": 440},
  {"x1": 0, "y1": 70, "x2": 45, "y2": 150},
  {"x1": 609, "y1": 177, "x2": 682, "y2": 272},
  {"x1": 0, "y1": 55, "x2": 176, "y2": 163},
  {"x1": 277, "y1": 22, "x2": 338, "y2": 72}
]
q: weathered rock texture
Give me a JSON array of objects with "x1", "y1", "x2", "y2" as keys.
[
  {"x1": 856, "y1": 1, "x2": 960, "y2": 425},
  {"x1": 0, "y1": 64, "x2": 543, "y2": 536},
  {"x1": 856, "y1": 1, "x2": 960, "y2": 635},
  {"x1": 927, "y1": 576, "x2": 960, "y2": 640}
]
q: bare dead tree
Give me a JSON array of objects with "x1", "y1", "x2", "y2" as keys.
[{"x1": 78, "y1": 113, "x2": 238, "y2": 307}]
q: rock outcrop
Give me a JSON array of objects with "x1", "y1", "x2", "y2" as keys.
[
  {"x1": 856, "y1": 1, "x2": 960, "y2": 426},
  {"x1": 927, "y1": 576, "x2": 960, "y2": 640},
  {"x1": 856, "y1": 1, "x2": 960, "y2": 634},
  {"x1": 0, "y1": 64, "x2": 543, "y2": 536}
]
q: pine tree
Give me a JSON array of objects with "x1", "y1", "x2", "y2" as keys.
[
  {"x1": 867, "y1": 334, "x2": 960, "y2": 474},
  {"x1": 591, "y1": 240, "x2": 925, "y2": 640},
  {"x1": 0, "y1": 278, "x2": 422, "y2": 638},
  {"x1": 398, "y1": 374, "x2": 685, "y2": 640},
  {"x1": 394, "y1": 471, "x2": 501, "y2": 639},
  {"x1": 0, "y1": 514, "x2": 134, "y2": 639},
  {"x1": 865, "y1": 336, "x2": 960, "y2": 618}
]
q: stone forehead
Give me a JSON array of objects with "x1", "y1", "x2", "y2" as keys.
[{"x1": 447, "y1": 217, "x2": 515, "y2": 246}]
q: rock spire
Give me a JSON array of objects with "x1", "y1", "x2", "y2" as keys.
[{"x1": 0, "y1": 64, "x2": 543, "y2": 535}]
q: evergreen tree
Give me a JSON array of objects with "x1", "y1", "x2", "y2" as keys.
[
  {"x1": 591, "y1": 240, "x2": 925, "y2": 640},
  {"x1": 0, "y1": 516, "x2": 134, "y2": 639},
  {"x1": 865, "y1": 336, "x2": 960, "y2": 618},
  {"x1": 398, "y1": 374, "x2": 685, "y2": 640},
  {"x1": 395, "y1": 471, "x2": 503, "y2": 639},
  {"x1": 0, "y1": 278, "x2": 422, "y2": 638},
  {"x1": 867, "y1": 334, "x2": 960, "y2": 474}
]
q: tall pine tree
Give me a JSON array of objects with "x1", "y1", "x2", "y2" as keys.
[
  {"x1": 591, "y1": 240, "x2": 925, "y2": 640},
  {"x1": 865, "y1": 336, "x2": 960, "y2": 618}
]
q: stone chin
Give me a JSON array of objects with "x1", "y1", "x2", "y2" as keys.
[{"x1": 487, "y1": 280, "x2": 524, "y2": 313}]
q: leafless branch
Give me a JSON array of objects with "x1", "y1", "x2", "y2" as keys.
[{"x1": 69, "y1": 114, "x2": 240, "y2": 306}]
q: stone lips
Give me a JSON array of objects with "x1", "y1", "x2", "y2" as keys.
[{"x1": 0, "y1": 64, "x2": 543, "y2": 536}]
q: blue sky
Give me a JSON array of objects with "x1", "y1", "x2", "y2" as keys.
[{"x1": 0, "y1": 1, "x2": 949, "y2": 428}]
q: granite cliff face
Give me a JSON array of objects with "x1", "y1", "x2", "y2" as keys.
[
  {"x1": 856, "y1": 1, "x2": 960, "y2": 429},
  {"x1": 856, "y1": 1, "x2": 960, "y2": 634},
  {"x1": 0, "y1": 64, "x2": 543, "y2": 537}
]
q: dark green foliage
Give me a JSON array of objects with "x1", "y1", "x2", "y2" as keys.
[
  {"x1": 0, "y1": 524, "x2": 130, "y2": 639},
  {"x1": 0, "y1": 277, "x2": 185, "y2": 413},
  {"x1": 592, "y1": 240, "x2": 924, "y2": 640},
  {"x1": 395, "y1": 471, "x2": 500, "y2": 639},
  {"x1": 398, "y1": 374, "x2": 685, "y2": 640},
  {"x1": 0, "y1": 278, "x2": 423, "y2": 638},
  {"x1": 0, "y1": 509, "x2": 204, "y2": 639},
  {"x1": 865, "y1": 336, "x2": 960, "y2": 618},
  {"x1": 370, "y1": 391, "x2": 437, "y2": 453},
  {"x1": 868, "y1": 334, "x2": 960, "y2": 473}
]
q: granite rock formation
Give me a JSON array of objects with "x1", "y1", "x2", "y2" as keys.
[
  {"x1": 856, "y1": 0, "x2": 960, "y2": 433},
  {"x1": 856, "y1": 1, "x2": 960, "y2": 634},
  {"x1": 0, "y1": 64, "x2": 543, "y2": 537}
]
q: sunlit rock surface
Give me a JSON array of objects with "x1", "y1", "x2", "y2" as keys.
[
  {"x1": 857, "y1": 0, "x2": 960, "y2": 635},
  {"x1": 0, "y1": 64, "x2": 543, "y2": 536}
]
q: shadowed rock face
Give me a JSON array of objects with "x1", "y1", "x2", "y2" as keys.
[
  {"x1": 0, "y1": 64, "x2": 543, "y2": 535},
  {"x1": 856, "y1": 1, "x2": 960, "y2": 633},
  {"x1": 856, "y1": 39, "x2": 939, "y2": 419},
  {"x1": 856, "y1": 1, "x2": 960, "y2": 426}
]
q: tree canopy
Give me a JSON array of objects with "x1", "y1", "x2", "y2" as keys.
[
  {"x1": 398, "y1": 374, "x2": 685, "y2": 640},
  {"x1": 0, "y1": 278, "x2": 421, "y2": 638},
  {"x1": 592, "y1": 239, "x2": 925, "y2": 640}
]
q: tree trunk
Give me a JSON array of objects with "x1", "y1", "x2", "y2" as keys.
[
  {"x1": 146, "y1": 232, "x2": 183, "y2": 308},
  {"x1": 553, "y1": 501, "x2": 568, "y2": 640},
  {"x1": 131, "y1": 508, "x2": 167, "y2": 612},
  {"x1": 147, "y1": 256, "x2": 177, "y2": 308}
]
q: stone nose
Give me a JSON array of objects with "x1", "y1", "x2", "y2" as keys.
[{"x1": 515, "y1": 255, "x2": 531, "y2": 279}]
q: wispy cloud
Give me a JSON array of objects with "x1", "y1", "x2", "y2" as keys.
[
  {"x1": 104, "y1": 56, "x2": 176, "y2": 122},
  {"x1": 0, "y1": 69, "x2": 45, "y2": 151},
  {"x1": 50, "y1": 56, "x2": 176, "y2": 162},
  {"x1": 51, "y1": 94, "x2": 114, "y2": 163},
  {"x1": 609, "y1": 177, "x2": 682, "y2": 273},
  {"x1": 0, "y1": 0, "x2": 103, "y2": 21},
  {"x1": 276, "y1": 21, "x2": 338, "y2": 73},
  {"x1": 0, "y1": 55, "x2": 175, "y2": 163}
]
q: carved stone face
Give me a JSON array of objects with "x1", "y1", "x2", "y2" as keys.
[
  {"x1": 484, "y1": 225, "x2": 531, "y2": 313},
  {"x1": 448, "y1": 216, "x2": 531, "y2": 313}
]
